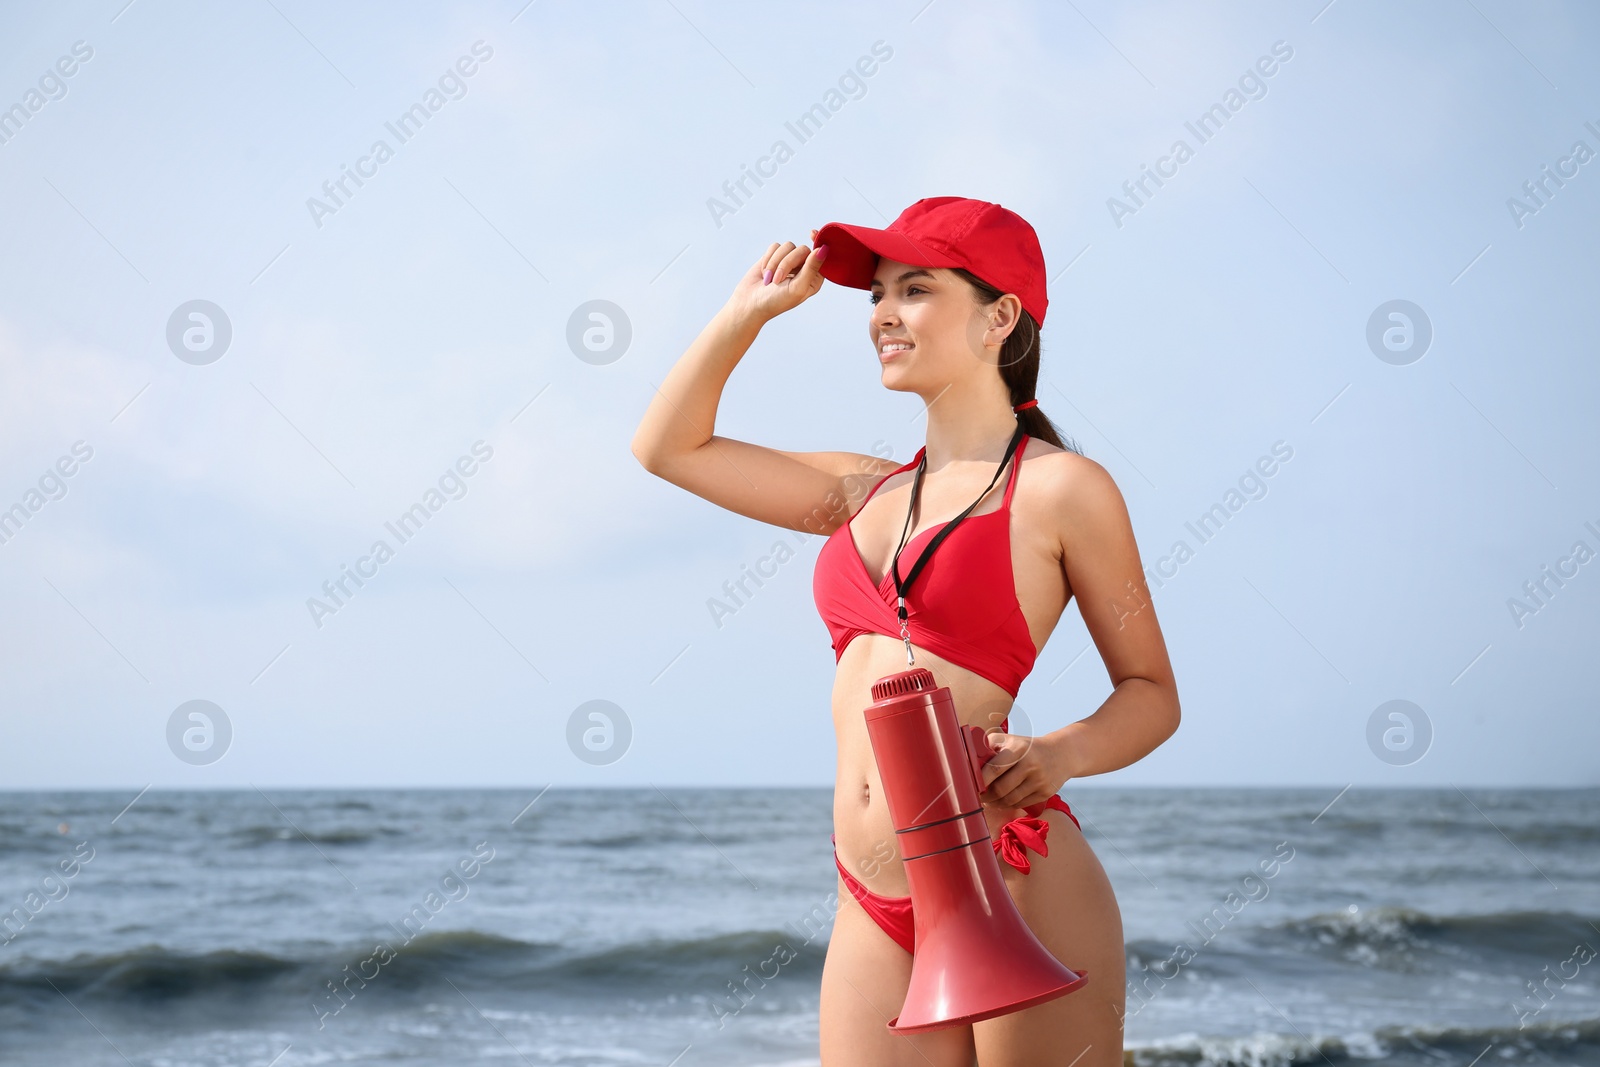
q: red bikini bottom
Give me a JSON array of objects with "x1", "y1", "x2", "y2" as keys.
[{"x1": 831, "y1": 795, "x2": 1080, "y2": 954}]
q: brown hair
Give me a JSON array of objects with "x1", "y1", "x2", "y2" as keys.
[{"x1": 950, "y1": 267, "x2": 1083, "y2": 455}]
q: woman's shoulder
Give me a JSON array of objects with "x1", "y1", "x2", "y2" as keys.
[
  {"x1": 1018, "y1": 440, "x2": 1124, "y2": 515},
  {"x1": 1021, "y1": 437, "x2": 1108, "y2": 478}
]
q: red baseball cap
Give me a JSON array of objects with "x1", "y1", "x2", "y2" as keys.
[{"x1": 814, "y1": 196, "x2": 1049, "y2": 325}]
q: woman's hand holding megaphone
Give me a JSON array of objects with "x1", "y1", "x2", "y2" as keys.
[{"x1": 978, "y1": 729, "x2": 1074, "y2": 810}]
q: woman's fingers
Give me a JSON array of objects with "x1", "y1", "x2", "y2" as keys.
[
  {"x1": 982, "y1": 734, "x2": 1041, "y2": 803},
  {"x1": 745, "y1": 243, "x2": 779, "y2": 287},
  {"x1": 746, "y1": 239, "x2": 826, "y2": 316},
  {"x1": 773, "y1": 243, "x2": 811, "y2": 284},
  {"x1": 990, "y1": 769, "x2": 1039, "y2": 809},
  {"x1": 774, "y1": 241, "x2": 830, "y2": 287},
  {"x1": 762, "y1": 241, "x2": 797, "y2": 283}
]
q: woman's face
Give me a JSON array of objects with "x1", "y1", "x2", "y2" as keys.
[{"x1": 868, "y1": 258, "x2": 1000, "y2": 394}]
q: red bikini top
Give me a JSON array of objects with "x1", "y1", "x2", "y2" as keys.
[{"x1": 811, "y1": 435, "x2": 1038, "y2": 698}]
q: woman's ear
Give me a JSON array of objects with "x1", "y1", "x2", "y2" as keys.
[{"x1": 988, "y1": 294, "x2": 1024, "y2": 346}]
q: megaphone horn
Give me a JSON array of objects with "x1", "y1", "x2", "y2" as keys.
[{"x1": 863, "y1": 668, "x2": 1089, "y2": 1034}]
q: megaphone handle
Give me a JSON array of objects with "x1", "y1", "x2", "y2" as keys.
[
  {"x1": 962, "y1": 725, "x2": 995, "y2": 796},
  {"x1": 963, "y1": 724, "x2": 1051, "y2": 819}
]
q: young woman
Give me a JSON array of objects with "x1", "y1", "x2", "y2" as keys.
[{"x1": 631, "y1": 197, "x2": 1180, "y2": 1067}]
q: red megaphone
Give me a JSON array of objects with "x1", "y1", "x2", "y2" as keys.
[{"x1": 863, "y1": 668, "x2": 1088, "y2": 1034}]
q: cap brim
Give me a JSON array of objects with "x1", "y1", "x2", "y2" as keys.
[{"x1": 814, "y1": 221, "x2": 963, "y2": 291}]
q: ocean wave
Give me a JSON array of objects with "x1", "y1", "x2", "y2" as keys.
[
  {"x1": 1125, "y1": 938, "x2": 1232, "y2": 977},
  {"x1": 555, "y1": 830, "x2": 657, "y2": 849},
  {"x1": 1130, "y1": 1029, "x2": 1344, "y2": 1067},
  {"x1": 225, "y1": 825, "x2": 397, "y2": 847},
  {"x1": 1264, "y1": 906, "x2": 1599, "y2": 969},
  {"x1": 0, "y1": 927, "x2": 831, "y2": 1003},
  {"x1": 0, "y1": 944, "x2": 304, "y2": 1000},
  {"x1": 1128, "y1": 1015, "x2": 1600, "y2": 1067}
]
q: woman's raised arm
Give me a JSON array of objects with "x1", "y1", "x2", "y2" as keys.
[{"x1": 631, "y1": 239, "x2": 898, "y2": 534}]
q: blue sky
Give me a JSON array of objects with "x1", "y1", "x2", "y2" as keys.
[{"x1": 0, "y1": 0, "x2": 1595, "y2": 789}]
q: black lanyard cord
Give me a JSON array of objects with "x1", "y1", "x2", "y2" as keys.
[{"x1": 888, "y1": 423, "x2": 1027, "y2": 664}]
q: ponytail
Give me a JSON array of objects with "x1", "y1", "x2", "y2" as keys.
[{"x1": 951, "y1": 268, "x2": 1083, "y2": 455}]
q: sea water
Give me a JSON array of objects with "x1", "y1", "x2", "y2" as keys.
[{"x1": 0, "y1": 787, "x2": 1595, "y2": 1066}]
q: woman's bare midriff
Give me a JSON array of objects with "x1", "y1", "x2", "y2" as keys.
[{"x1": 830, "y1": 633, "x2": 1043, "y2": 898}]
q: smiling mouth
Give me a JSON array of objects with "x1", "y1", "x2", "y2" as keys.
[{"x1": 880, "y1": 342, "x2": 913, "y2": 361}]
